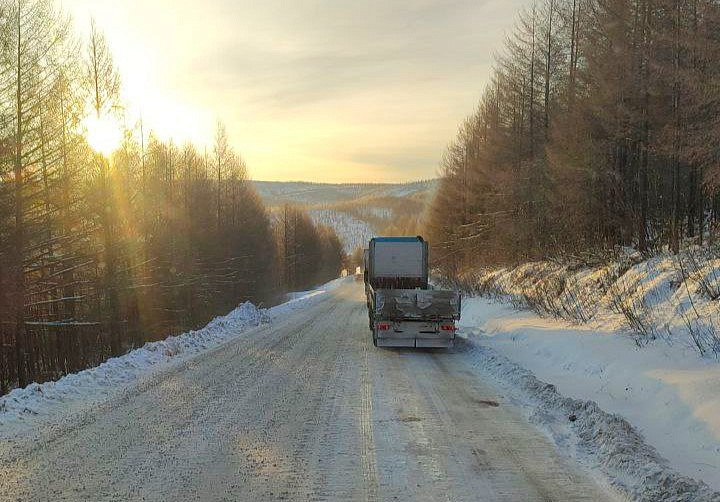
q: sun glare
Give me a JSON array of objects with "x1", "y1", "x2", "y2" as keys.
[{"x1": 84, "y1": 115, "x2": 123, "y2": 157}]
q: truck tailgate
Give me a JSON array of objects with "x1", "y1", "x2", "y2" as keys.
[{"x1": 373, "y1": 289, "x2": 461, "y2": 321}]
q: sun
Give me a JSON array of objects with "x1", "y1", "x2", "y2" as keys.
[{"x1": 84, "y1": 114, "x2": 123, "y2": 156}]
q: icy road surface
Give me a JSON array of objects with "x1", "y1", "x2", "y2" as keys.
[{"x1": 0, "y1": 282, "x2": 616, "y2": 501}]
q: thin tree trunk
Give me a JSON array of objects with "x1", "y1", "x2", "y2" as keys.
[
  {"x1": 530, "y1": 5, "x2": 537, "y2": 160},
  {"x1": 14, "y1": 2, "x2": 27, "y2": 387},
  {"x1": 671, "y1": 0, "x2": 681, "y2": 254},
  {"x1": 544, "y1": 0, "x2": 554, "y2": 133},
  {"x1": 638, "y1": 0, "x2": 651, "y2": 253},
  {"x1": 568, "y1": 0, "x2": 578, "y2": 107}
]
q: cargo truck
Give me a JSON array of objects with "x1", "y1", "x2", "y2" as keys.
[{"x1": 364, "y1": 236, "x2": 461, "y2": 348}]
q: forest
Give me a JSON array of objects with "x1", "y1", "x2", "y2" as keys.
[
  {"x1": 0, "y1": 1, "x2": 344, "y2": 393},
  {"x1": 427, "y1": 0, "x2": 720, "y2": 275}
]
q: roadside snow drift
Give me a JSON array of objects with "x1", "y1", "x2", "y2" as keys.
[
  {"x1": 448, "y1": 249, "x2": 720, "y2": 498},
  {"x1": 463, "y1": 338, "x2": 720, "y2": 501},
  {"x1": 0, "y1": 278, "x2": 345, "y2": 436}
]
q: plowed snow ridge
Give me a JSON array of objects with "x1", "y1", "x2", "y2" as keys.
[
  {"x1": 0, "y1": 278, "x2": 345, "y2": 435},
  {"x1": 464, "y1": 338, "x2": 720, "y2": 501}
]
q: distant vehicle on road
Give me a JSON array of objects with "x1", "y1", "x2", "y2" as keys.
[{"x1": 363, "y1": 236, "x2": 461, "y2": 348}]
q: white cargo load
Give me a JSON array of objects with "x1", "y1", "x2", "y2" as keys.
[{"x1": 371, "y1": 240, "x2": 425, "y2": 278}]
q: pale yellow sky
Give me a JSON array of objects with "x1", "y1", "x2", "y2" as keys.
[{"x1": 61, "y1": 0, "x2": 527, "y2": 183}]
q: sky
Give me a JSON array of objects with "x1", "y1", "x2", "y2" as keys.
[{"x1": 62, "y1": 0, "x2": 527, "y2": 183}]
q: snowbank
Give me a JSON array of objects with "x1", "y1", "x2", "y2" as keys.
[
  {"x1": 453, "y1": 247, "x2": 720, "y2": 355},
  {"x1": 273, "y1": 277, "x2": 346, "y2": 315},
  {"x1": 0, "y1": 278, "x2": 346, "y2": 435},
  {"x1": 451, "y1": 249, "x2": 720, "y2": 497},
  {"x1": 461, "y1": 296, "x2": 720, "y2": 497},
  {"x1": 462, "y1": 336, "x2": 720, "y2": 501}
]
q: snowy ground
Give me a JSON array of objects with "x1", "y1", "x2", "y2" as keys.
[
  {"x1": 460, "y1": 296, "x2": 720, "y2": 497},
  {"x1": 4, "y1": 269, "x2": 718, "y2": 500},
  {"x1": 0, "y1": 278, "x2": 347, "y2": 438},
  {"x1": 0, "y1": 281, "x2": 618, "y2": 502}
]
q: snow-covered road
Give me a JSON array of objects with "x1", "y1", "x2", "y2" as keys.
[{"x1": 0, "y1": 282, "x2": 616, "y2": 501}]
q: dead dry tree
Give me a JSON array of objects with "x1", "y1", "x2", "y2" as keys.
[
  {"x1": 674, "y1": 253, "x2": 720, "y2": 356},
  {"x1": 683, "y1": 247, "x2": 720, "y2": 301},
  {"x1": 558, "y1": 272, "x2": 592, "y2": 323},
  {"x1": 605, "y1": 264, "x2": 669, "y2": 347}
]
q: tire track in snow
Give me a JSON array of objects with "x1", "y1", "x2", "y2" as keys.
[{"x1": 360, "y1": 338, "x2": 379, "y2": 501}]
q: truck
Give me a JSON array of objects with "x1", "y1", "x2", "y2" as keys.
[{"x1": 364, "y1": 236, "x2": 461, "y2": 348}]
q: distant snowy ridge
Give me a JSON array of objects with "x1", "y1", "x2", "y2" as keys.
[
  {"x1": 253, "y1": 179, "x2": 437, "y2": 207},
  {"x1": 254, "y1": 180, "x2": 437, "y2": 254},
  {"x1": 310, "y1": 209, "x2": 375, "y2": 253}
]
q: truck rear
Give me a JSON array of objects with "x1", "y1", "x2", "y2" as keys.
[{"x1": 364, "y1": 237, "x2": 461, "y2": 348}]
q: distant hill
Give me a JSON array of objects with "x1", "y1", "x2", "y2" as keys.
[
  {"x1": 253, "y1": 180, "x2": 437, "y2": 207},
  {"x1": 253, "y1": 180, "x2": 439, "y2": 253}
]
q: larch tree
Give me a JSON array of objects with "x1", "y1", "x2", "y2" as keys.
[
  {"x1": 84, "y1": 18, "x2": 123, "y2": 352},
  {"x1": 428, "y1": 0, "x2": 720, "y2": 276}
]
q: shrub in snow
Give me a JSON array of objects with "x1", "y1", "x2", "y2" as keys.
[{"x1": 449, "y1": 247, "x2": 720, "y2": 357}]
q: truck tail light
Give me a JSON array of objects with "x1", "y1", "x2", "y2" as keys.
[
  {"x1": 440, "y1": 324, "x2": 457, "y2": 332},
  {"x1": 377, "y1": 323, "x2": 391, "y2": 331}
]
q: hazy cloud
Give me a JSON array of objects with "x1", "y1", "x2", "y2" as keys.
[{"x1": 64, "y1": 0, "x2": 528, "y2": 182}]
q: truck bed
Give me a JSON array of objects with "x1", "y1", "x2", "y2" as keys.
[{"x1": 369, "y1": 287, "x2": 461, "y2": 321}]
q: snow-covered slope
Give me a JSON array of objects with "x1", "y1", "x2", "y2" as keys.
[
  {"x1": 254, "y1": 180, "x2": 438, "y2": 253},
  {"x1": 454, "y1": 248, "x2": 720, "y2": 355},
  {"x1": 253, "y1": 180, "x2": 437, "y2": 207},
  {"x1": 310, "y1": 209, "x2": 375, "y2": 254},
  {"x1": 448, "y1": 248, "x2": 720, "y2": 493}
]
